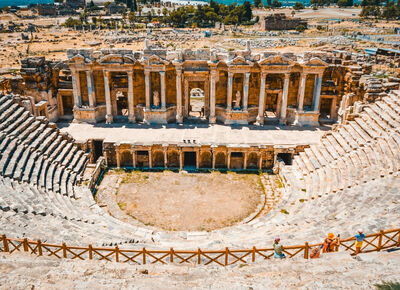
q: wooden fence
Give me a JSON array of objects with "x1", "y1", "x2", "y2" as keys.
[{"x1": 0, "y1": 228, "x2": 399, "y2": 266}]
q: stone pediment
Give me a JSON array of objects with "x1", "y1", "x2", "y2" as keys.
[
  {"x1": 68, "y1": 54, "x2": 90, "y2": 64},
  {"x1": 142, "y1": 54, "x2": 169, "y2": 66},
  {"x1": 259, "y1": 55, "x2": 293, "y2": 66},
  {"x1": 303, "y1": 57, "x2": 328, "y2": 67},
  {"x1": 98, "y1": 54, "x2": 135, "y2": 64},
  {"x1": 227, "y1": 56, "x2": 253, "y2": 66}
]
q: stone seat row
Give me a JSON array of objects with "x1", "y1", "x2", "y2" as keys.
[
  {"x1": 284, "y1": 92, "x2": 400, "y2": 201},
  {"x1": 0, "y1": 176, "x2": 152, "y2": 246},
  {"x1": 0, "y1": 94, "x2": 89, "y2": 197}
]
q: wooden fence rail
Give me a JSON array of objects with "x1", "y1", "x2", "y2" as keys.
[{"x1": 0, "y1": 228, "x2": 399, "y2": 266}]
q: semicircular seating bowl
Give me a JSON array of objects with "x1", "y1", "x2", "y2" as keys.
[{"x1": 0, "y1": 91, "x2": 399, "y2": 251}]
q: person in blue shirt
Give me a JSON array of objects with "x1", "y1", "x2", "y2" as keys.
[{"x1": 352, "y1": 229, "x2": 366, "y2": 256}]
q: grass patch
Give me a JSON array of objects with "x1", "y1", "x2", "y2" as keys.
[
  {"x1": 375, "y1": 281, "x2": 400, "y2": 290},
  {"x1": 280, "y1": 209, "x2": 289, "y2": 215},
  {"x1": 117, "y1": 202, "x2": 127, "y2": 210}
]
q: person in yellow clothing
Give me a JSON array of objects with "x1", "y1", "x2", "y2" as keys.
[{"x1": 352, "y1": 229, "x2": 366, "y2": 256}]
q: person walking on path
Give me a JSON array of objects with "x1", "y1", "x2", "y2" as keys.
[
  {"x1": 351, "y1": 229, "x2": 366, "y2": 256},
  {"x1": 273, "y1": 237, "x2": 286, "y2": 259}
]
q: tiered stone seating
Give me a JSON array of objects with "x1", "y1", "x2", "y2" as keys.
[
  {"x1": 282, "y1": 91, "x2": 400, "y2": 201},
  {"x1": 0, "y1": 94, "x2": 89, "y2": 195}
]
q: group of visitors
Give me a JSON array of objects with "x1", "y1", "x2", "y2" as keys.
[{"x1": 273, "y1": 229, "x2": 366, "y2": 259}]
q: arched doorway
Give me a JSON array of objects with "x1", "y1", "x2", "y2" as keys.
[
  {"x1": 200, "y1": 151, "x2": 212, "y2": 168},
  {"x1": 189, "y1": 88, "x2": 205, "y2": 119},
  {"x1": 215, "y1": 152, "x2": 226, "y2": 169}
]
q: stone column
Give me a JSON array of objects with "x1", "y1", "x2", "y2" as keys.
[
  {"x1": 196, "y1": 150, "x2": 200, "y2": 169},
  {"x1": 176, "y1": 68, "x2": 183, "y2": 123},
  {"x1": 148, "y1": 150, "x2": 152, "y2": 169},
  {"x1": 280, "y1": 73, "x2": 290, "y2": 125},
  {"x1": 103, "y1": 70, "x2": 113, "y2": 123},
  {"x1": 312, "y1": 73, "x2": 323, "y2": 112},
  {"x1": 164, "y1": 149, "x2": 168, "y2": 168},
  {"x1": 297, "y1": 73, "x2": 307, "y2": 112},
  {"x1": 227, "y1": 72, "x2": 233, "y2": 112},
  {"x1": 209, "y1": 70, "x2": 217, "y2": 124},
  {"x1": 227, "y1": 152, "x2": 231, "y2": 169},
  {"x1": 71, "y1": 69, "x2": 81, "y2": 107},
  {"x1": 212, "y1": 150, "x2": 216, "y2": 169},
  {"x1": 160, "y1": 71, "x2": 166, "y2": 110},
  {"x1": 243, "y1": 72, "x2": 250, "y2": 111},
  {"x1": 86, "y1": 70, "x2": 96, "y2": 107},
  {"x1": 244, "y1": 152, "x2": 248, "y2": 170},
  {"x1": 144, "y1": 70, "x2": 151, "y2": 110},
  {"x1": 116, "y1": 149, "x2": 120, "y2": 168},
  {"x1": 256, "y1": 72, "x2": 267, "y2": 125},
  {"x1": 258, "y1": 153, "x2": 263, "y2": 170},
  {"x1": 127, "y1": 71, "x2": 135, "y2": 123},
  {"x1": 132, "y1": 149, "x2": 136, "y2": 168},
  {"x1": 179, "y1": 149, "x2": 183, "y2": 169}
]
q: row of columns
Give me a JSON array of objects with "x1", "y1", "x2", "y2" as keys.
[
  {"x1": 116, "y1": 149, "x2": 263, "y2": 170},
  {"x1": 72, "y1": 68, "x2": 323, "y2": 125}
]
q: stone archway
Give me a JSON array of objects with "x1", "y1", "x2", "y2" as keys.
[
  {"x1": 199, "y1": 151, "x2": 212, "y2": 168},
  {"x1": 183, "y1": 73, "x2": 210, "y2": 119},
  {"x1": 215, "y1": 152, "x2": 226, "y2": 169}
]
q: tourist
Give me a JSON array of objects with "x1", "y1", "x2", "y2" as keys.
[
  {"x1": 351, "y1": 229, "x2": 366, "y2": 256},
  {"x1": 322, "y1": 233, "x2": 340, "y2": 253},
  {"x1": 273, "y1": 237, "x2": 286, "y2": 259},
  {"x1": 310, "y1": 246, "x2": 321, "y2": 259}
]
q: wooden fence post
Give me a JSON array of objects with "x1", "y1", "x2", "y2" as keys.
[
  {"x1": 398, "y1": 229, "x2": 400, "y2": 247},
  {"x1": 197, "y1": 248, "x2": 201, "y2": 264},
  {"x1": 89, "y1": 244, "x2": 93, "y2": 260},
  {"x1": 252, "y1": 246, "x2": 256, "y2": 262},
  {"x1": 23, "y1": 238, "x2": 28, "y2": 252},
  {"x1": 2, "y1": 235, "x2": 9, "y2": 253},
  {"x1": 225, "y1": 247, "x2": 229, "y2": 266},
  {"x1": 142, "y1": 247, "x2": 146, "y2": 265},
  {"x1": 62, "y1": 242, "x2": 67, "y2": 258},
  {"x1": 170, "y1": 248, "x2": 174, "y2": 263},
  {"x1": 115, "y1": 246, "x2": 119, "y2": 263},
  {"x1": 378, "y1": 230, "x2": 384, "y2": 251},
  {"x1": 304, "y1": 242, "x2": 309, "y2": 259},
  {"x1": 37, "y1": 240, "x2": 42, "y2": 256}
]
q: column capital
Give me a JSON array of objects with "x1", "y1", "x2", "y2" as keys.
[
  {"x1": 228, "y1": 71, "x2": 234, "y2": 78},
  {"x1": 159, "y1": 71, "x2": 166, "y2": 75},
  {"x1": 261, "y1": 72, "x2": 267, "y2": 78},
  {"x1": 127, "y1": 70, "x2": 133, "y2": 76},
  {"x1": 245, "y1": 72, "x2": 251, "y2": 78},
  {"x1": 284, "y1": 72, "x2": 290, "y2": 79}
]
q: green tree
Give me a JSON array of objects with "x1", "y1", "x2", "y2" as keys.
[
  {"x1": 293, "y1": 2, "x2": 304, "y2": 9},
  {"x1": 271, "y1": 0, "x2": 282, "y2": 7},
  {"x1": 243, "y1": 1, "x2": 252, "y2": 21},
  {"x1": 133, "y1": 0, "x2": 137, "y2": 11},
  {"x1": 296, "y1": 24, "x2": 306, "y2": 32},
  {"x1": 127, "y1": 0, "x2": 133, "y2": 10},
  {"x1": 254, "y1": 0, "x2": 263, "y2": 7},
  {"x1": 382, "y1": 1, "x2": 398, "y2": 19}
]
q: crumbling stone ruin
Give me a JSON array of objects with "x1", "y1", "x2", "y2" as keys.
[{"x1": 259, "y1": 14, "x2": 308, "y2": 31}]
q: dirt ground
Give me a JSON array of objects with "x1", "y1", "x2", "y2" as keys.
[{"x1": 99, "y1": 170, "x2": 264, "y2": 232}]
